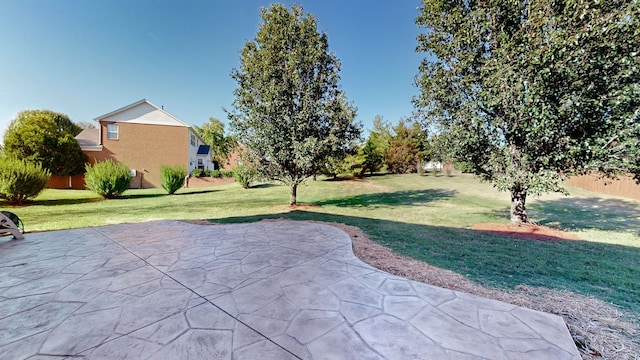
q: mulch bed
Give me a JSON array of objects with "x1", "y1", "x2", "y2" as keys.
[{"x1": 472, "y1": 223, "x2": 581, "y2": 241}]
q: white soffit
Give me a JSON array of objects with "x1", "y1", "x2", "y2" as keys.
[{"x1": 96, "y1": 100, "x2": 189, "y2": 127}]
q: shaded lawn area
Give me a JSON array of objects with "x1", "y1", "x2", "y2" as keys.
[{"x1": 5, "y1": 174, "x2": 639, "y2": 315}]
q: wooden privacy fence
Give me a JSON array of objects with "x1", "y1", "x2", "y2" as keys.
[
  {"x1": 566, "y1": 174, "x2": 640, "y2": 201},
  {"x1": 47, "y1": 175, "x2": 86, "y2": 190}
]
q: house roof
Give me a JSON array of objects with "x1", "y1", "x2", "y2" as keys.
[
  {"x1": 93, "y1": 99, "x2": 191, "y2": 127},
  {"x1": 197, "y1": 145, "x2": 210, "y2": 155},
  {"x1": 76, "y1": 128, "x2": 100, "y2": 147}
]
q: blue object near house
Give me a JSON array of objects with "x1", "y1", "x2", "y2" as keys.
[{"x1": 196, "y1": 145, "x2": 214, "y2": 170}]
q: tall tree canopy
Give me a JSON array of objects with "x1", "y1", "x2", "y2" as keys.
[
  {"x1": 229, "y1": 3, "x2": 361, "y2": 205},
  {"x1": 415, "y1": 0, "x2": 640, "y2": 223},
  {"x1": 361, "y1": 137, "x2": 384, "y2": 175},
  {"x1": 358, "y1": 115, "x2": 392, "y2": 175},
  {"x1": 3, "y1": 110, "x2": 87, "y2": 176},
  {"x1": 386, "y1": 119, "x2": 427, "y2": 174},
  {"x1": 193, "y1": 117, "x2": 237, "y2": 167},
  {"x1": 368, "y1": 115, "x2": 392, "y2": 161}
]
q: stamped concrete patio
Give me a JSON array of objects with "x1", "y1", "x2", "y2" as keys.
[{"x1": 0, "y1": 220, "x2": 580, "y2": 359}]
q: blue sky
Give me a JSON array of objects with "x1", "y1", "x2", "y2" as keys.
[{"x1": 0, "y1": 0, "x2": 424, "y2": 139}]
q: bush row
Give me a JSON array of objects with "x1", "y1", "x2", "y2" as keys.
[
  {"x1": 190, "y1": 168, "x2": 234, "y2": 178},
  {"x1": 0, "y1": 158, "x2": 256, "y2": 205},
  {"x1": 84, "y1": 161, "x2": 189, "y2": 198}
]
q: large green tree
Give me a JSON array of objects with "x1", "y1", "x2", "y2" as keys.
[
  {"x1": 3, "y1": 110, "x2": 87, "y2": 176},
  {"x1": 368, "y1": 115, "x2": 392, "y2": 161},
  {"x1": 415, "y1": 0, "x2": 640, "y2": 223},
  {"x1": 385, "y1": 119, "x2": 426, "y2": 174},
  {"x1": 193, "y1": 117, "x2": 237, "y2": 167},
  {"x1": 229, "y1": 3, "x2": 361, "y2": 205},
  {"x1": 361, "y1": 115, "x2": 393, "y2": 173},
  {"x1": 361, "y1": 137, "x2": 384, "y2": 174}
]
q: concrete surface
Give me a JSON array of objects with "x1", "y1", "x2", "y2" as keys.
[{"x1": 0, "y1": 220, "x2": 580, "y2": 359}]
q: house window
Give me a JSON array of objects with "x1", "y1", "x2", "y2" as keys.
[
  {"x1": 197, "y1": 158, "x2": 204, "y2": 169},
  {"x1": 190, "y1": 133, "x2": 196, "y2": 146},
  {"x1": 107, "y1": 124, "x2": 119, "y2": 140}
]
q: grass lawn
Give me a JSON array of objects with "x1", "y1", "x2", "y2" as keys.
[{"x1": 5, "y1": 173, "x2": 639, "y2": 315}]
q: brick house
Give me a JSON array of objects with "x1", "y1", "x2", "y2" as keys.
[{"x1": 50, "y1": 99, "x2": 213, "y2": 189}]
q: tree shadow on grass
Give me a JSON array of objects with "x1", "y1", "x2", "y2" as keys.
[
  {"x1": 312, "y1": 189, "x2": 456, "y2": 208},
  {"x1": 321, "y1": 173, "x2": 392, "y2": 182},
  {"x1": 530, "y1": 197, "x2": 640, "y2": 234},
  {"x1": 322, "y1": 176, "x2": 354, "y2": 182},
  {"x1": 209, "y1": 210, "x2": 640, "y2": 313},
  {"x1": 250, "y1": 183, "x2": 281, "y2": 189},
  {"x1": 361, "y1": 173, "x2": 389, "y2": 178},
  {"x1": 119, "y1": 193, "x2": 168, "y2": 200},
  {"x1": 176, "y1": 189, "x2": 222, "y2": 195},
  {"x1": 21, "y1": 198, "x2": 103, "y2": 207},
  {"x1": 120, "y1": 189, "x2": 223, "y2": 199}
]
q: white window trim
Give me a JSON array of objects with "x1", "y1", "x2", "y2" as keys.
[{"x1": 107, "y1": 124, "x2": 119, "y2": 140}]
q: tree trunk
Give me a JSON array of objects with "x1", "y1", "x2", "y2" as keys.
[
  {"x1": 510, "y1": 186, "x2": 528, "y2": 224},
  {"x1": 289, "y1": 183, "x2": 297, "y2": 206}
]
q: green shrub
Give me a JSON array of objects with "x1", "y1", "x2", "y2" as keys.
[
  {"x1": 322, "y1": 155, "x2": 368, "y2": 179},
  {"x1": 85, "y1": 159, "x2": 132, "y2": 199},
  {"x1": 0, "y1": 158, "x2": 50, "y2": 205},
  {"x1": 233, "y1": 165, "x2": 257, "y2": 189},
  {"x1": 205, "y1": 169, "x2": 223, "y2": 177},
  {"x1": 191, "y1": 168, "x2": 204, "y2": 177},
  {"x1": 320, "y1": 157, "x2": 341, "y2": 179},
  {"x1": 453, "y1": 161, "x2": 474, "y2": 173},
  {"x1": 219, "y1": 169, "x2": 234, "y2": 178},
  {"x1": 190, "y1": 168, "x2": 232, "y2": 179},
  {"x1": 161, "y1": 165, "x2": 187, "y2": 194},
  {"x1": 209, "y1": 169, "x2": 227, "y2": 178}
]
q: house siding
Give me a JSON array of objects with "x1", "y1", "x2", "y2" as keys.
[
  {"x1": 187, "y1": 128, "x2": 200, "y2": 171},
  {"x1": 99, "y1": 122, "x2": 189, "y2": 188},
  {"x1": 48, "y1": 100, "x2": 211, "y2": 190}
]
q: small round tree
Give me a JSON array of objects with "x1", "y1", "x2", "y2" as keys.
[
  {"x1": 84, "y1": 160, "x2": 132, "y2": 199},
  {"x1": 3, "y1": 110, "x2": 87, "y2": 176}
]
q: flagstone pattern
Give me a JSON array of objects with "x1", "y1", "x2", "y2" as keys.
[{"x1": 0, "y1": 220, "x2": 580, "y2": 359}]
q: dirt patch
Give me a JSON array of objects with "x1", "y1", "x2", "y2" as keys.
[
  {"x1": 186, "y1": 177, "x2": 235, "y2": 188},
  {"x1": 472, "y1": 223, "x2": 581, "y2": 241},
  {"x1": 185, "y1": 218, "x2": 639, "y2": 359}
]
